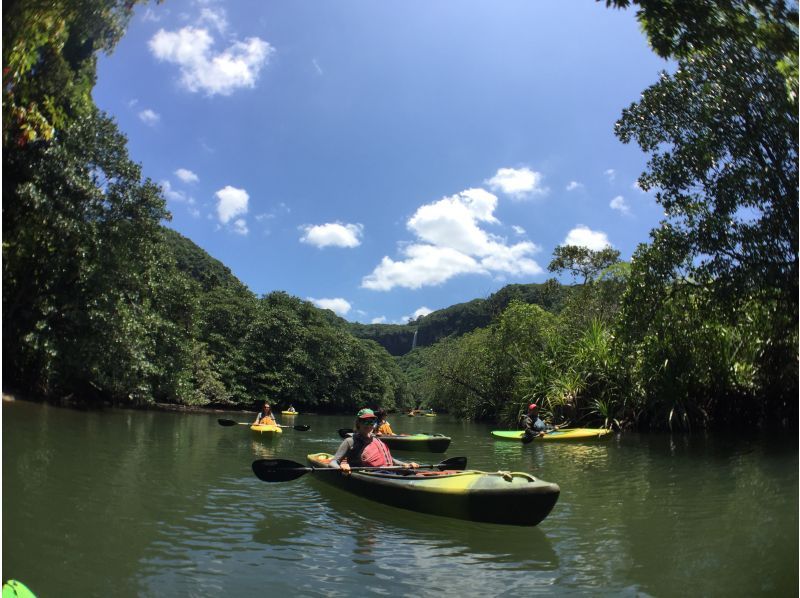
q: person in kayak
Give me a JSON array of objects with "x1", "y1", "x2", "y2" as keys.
[
  {"x1": 286, "y1": 405, "x2": 296, "y2": 413},
  {"x1": 253, "y1": 401, "x2": 277, "y2": 425},
  {"x1": 521, "y1": 403, "x2": 548, "y2": 440},
  {"x1": 330, "y1": 408, "x2": 418, "y2": 475},
  {"x1": 374, "y1": 408, "x2": 395, "y2": 435}
]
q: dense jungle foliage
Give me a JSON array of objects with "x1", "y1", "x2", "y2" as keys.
[{"x1": 3, "y1": 1, "x2": 797, "y2": 430}]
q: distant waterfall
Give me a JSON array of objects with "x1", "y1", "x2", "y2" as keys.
[{"x1": 411, "y1": 329, "x2": 418, "y2": 350}]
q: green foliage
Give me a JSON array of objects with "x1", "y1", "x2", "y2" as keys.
[{"x1": 548, "y1": 245, "x2": 621, "y2": 285}]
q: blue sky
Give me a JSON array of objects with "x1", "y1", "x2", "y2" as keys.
[{"x1": 93, "y1": 0, "x2": 668, "y2": 324}]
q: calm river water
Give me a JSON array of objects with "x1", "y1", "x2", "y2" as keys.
[{"x1": 3, "y1": 399, "x2": 797, "y2": 596}]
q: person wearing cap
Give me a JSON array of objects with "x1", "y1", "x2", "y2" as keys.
[
  {"x1": 374, "y1": 408, "x2": 395, "y2": 436},
  {"x1": 521, "y1": 403, "x2": 548, "y2": 440},
  {"x1": 329, "y1": 408, "x2": 418, "y2": 474},
  {"x1": 253, "y1": 401, "x2": 277, "y2": 425}
]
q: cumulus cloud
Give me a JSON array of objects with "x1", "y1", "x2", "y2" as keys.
[
  {"x1": 308, "y1": 297, "x2": 352, "y2": 316},
  {"x1": 175, "y1": 168, "x2": 199, "y2": 183},
  {"x1": 138, "y1": 109, "x2": 160, "y2": 126},
  {"x1": 411, "y1": 307, "x2": 432, "y2": 320},
  {"x1": 371, "y1": 316, "x2": 387, "y2": 324},
  {"x1": 362, "y1": 188, "x2": 542, "y2": 291},
  {"x1": 231, "y1": 218, "x2": 249, "y2": 235},
  {"x1": 563, "y1": 225, "x2": 611, "y2": 251},
  {"x1": 300, "y1": 222, "x2": 363, "y2": 248},
  {"x1": 485, "y1": 167, "x2": 547, "y2": 199},
  {"x1": 610, "y1": 195, "x2": 631, "y2": 215},
  {"x1": 149, "y1": 26, "x2": 273, "y2": 96},
  {"x1": 161, "y1": 180, "x2": 195, "y2": 204},
  {"x1": 215, "y1": 185, "x2": 248, "y2": 224},
  {"x1": 566, "y1": 181, "x2": 584, "y2": 191}
]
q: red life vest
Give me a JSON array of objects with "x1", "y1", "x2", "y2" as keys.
[{"x1": 359, "y1": 437, "x2": 393, "y2": 467}]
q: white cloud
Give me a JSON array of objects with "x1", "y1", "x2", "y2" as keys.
[
  {"x1": 215, "y1": 185, "x2": 248, "y2": 224},
  {"x1": 142, "y1": 8, "x2": 161, "y2": 22},
  {"x1": 371, "y1": 316, "x2": 387, "y2": 324},
  {"x1": 362, "y1": 189, "x2": 542, "y2": 291},
  {"x1": 563, "y1": 225, "x2": 612, "y2": 250},
  {"x1": 312, "y1": 58, "x2": 323, "y2": 75},
  {"x1": 610, "y1": 195, "x2": 631, "y2": 215},
  {"x1": 149, "y1": 26, "x2": 273, "y2": 96},
  {"x1": 512, "y1": 225, "x2": 526, "y2": 235},
  {"x1": 138, "y1": 109, "x2": 160, "y2": 126},
  {"x1": 412, "y1": 307, "x2": 432, "y2": 319},
  {"x1": 604, "y1": 169, "x2": 616, "y2": 181},
  {"x1": 485, "y1": 167, "x2": 547, "y2": 200},
  {"x1": 175, "y1": 168, "x2": 199, "y2": 183},
  {"x1": 308, "y1": 297, "x2": 352, "y2": 316},
  {"x1": 300, "y1": 222, "x2": 363, "y2": 248},
  {"x1": 161, "y1": 180, "x2": 196, "y2": 205},
  {"x1": 198, "y1": 7, "x2": 228, "y2": 33},
  {"x1": 231, "y1": 218, "x2": 249, "y2": 235},
  {"x1": 566, "y1": 181, "x2": 584, "y2": 191}
]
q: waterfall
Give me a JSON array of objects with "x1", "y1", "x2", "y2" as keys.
[{"x1": 411, "y1": 329, "x2": 418, "y2": 350}]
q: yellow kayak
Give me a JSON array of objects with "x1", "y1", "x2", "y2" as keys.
[
  {"x1": 281, "y1": 411, "x2": 298, "y2": 416},
  {"x1": 251, "y1": 424, "x2": 283, "y2": 435},
  {"x1": 491, "y1": 428, "x2": 613, "y2": 442}
]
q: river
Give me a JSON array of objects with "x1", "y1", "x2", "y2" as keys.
[{"x1": 3, "y1": 400, "x2": 797, "y2": 596}]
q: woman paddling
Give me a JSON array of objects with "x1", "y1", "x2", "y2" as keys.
[
  {"x1": 330, "y1": 408, "x2": 418, "y2": 475},
  {"x1": 253, "y1": 401, "x2": 277, "y2": 426}
]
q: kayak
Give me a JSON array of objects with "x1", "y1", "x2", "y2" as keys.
[
  {"x1": 491, "y1": 428, "x2": 613, "y2": 442},
  {"x1": 423, "y1": 413, "x2": 437, "y2": 417},
  {"x1": 281, "y1": 411, "x2": 298, "y2": 416},
  {"x1": 339, "y1": 431, "x2": 451, "y2": 453},
  {"x1": 251, "y1": 424, "x2": 283, "y2": 436},
  {"x1": 306, "y1": 453, "x2": 559, "y2": 526},
  {"x1": 3, "y1": 580, "x2": 37, "y2": 598},
  {"x1": 379, "y1": 433, "x2": 450, "y2": 453}
]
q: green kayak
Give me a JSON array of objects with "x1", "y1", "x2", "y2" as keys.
[
  {"x1": 491, "y1": 428, "x2": 613, "y2": 442},
  {"x1": 2, "y1": 580, "x2": 36, "y2": 598},
  {"x1": 306, "y1": 453, "x2": 559, "y2": 526}
]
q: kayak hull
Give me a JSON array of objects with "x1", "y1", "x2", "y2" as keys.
[
  {"x1": 306, "y1": 453, "x2": 559, "y2": 526},
  {"x1": 378, "y1": 434, "x2": 451, "y2": 453},
  {"x1": 281, "y1": 411, "x2": 298, "y2": 416},
  {"x1": 251, "y1": 424, "x2": 283, "y2": 435},
  {"x1": 491, "y1": 428, "x2": 613, "y2": 442}
]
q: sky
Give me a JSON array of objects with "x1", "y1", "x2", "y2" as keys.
[{"x1": 93, "y1": 0, "x2": 669, "y2": 324}]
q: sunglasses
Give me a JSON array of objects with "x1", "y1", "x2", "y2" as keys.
[{"x1": 359, "y1": 419, "x2": 377, "y2": 426}]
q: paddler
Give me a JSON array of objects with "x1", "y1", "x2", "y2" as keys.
[
  {"x1": 522, "y1": 403, "x2": 547, "y2": 440},
  {"x1": 253, "y1": 401, "x2": 277, "y2": 425},
  {"x1": 374, "y1": 408, "x2": 394, "y2": 435},
  {"x1": 329, "y1": 408, "x2": 419, "y2": 475}
]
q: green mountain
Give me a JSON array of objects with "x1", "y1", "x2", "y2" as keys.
[{"x1": 346, "y1": 281, "x2": 570, "y2": 356}]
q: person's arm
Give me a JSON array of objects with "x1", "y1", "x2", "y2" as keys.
[
  {"x1": 328, "y1": 438, "x2": 354, "y2": 469},
  {"x1": 253, "y1": 412, "x2": 262, "y2": 424}
]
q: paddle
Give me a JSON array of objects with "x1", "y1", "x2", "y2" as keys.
[
  {"x1": 252, "y1": 456, "x2": 468, "y2": 483},
  {"x1": 337, "y1": 428, "x2": 353, "y2": 438},
  {"x1": 217, "y1": 418, "x2": 310, "y2": 431}
]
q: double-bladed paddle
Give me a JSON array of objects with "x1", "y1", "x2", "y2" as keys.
[
  {"x1": 217, "y1": 418, "x2": 310, "y2": 431},
  {"x1": 337, "y1": 428, "x2": 353, "y2": 438},
  {"x1": 252, "y1": 456, "x2": 468, "y2": 483}
]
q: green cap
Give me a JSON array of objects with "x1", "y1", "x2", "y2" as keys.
[{"x1": 357, "y1": 408, "x2": 376, "y2": 419}]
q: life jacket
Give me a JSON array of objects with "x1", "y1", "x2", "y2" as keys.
[
  {"x1": 354, "y1": 436, "x2": 393, "y2": 467},
  {"x1": 258, "y1": 413, "x2": 276, "y2": 425},
  {"x1": 376, "y1": 421, "x2": 393, "y2": 435}
]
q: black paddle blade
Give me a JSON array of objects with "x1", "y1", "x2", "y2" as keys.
[
  {"x1": 438, "y1": 456, "x2": 467, "y2": 470},
  {"x1": 293, "y1": 425, "x2": 311, "y2": 431},
  {"x1": 337, "y1": 428, "x2": 353, "y2": 439},
  {"x1": 252, "y1": 459, "x2": 308, "y2": 483},
  {"x1": 521, "y1": 430, "x2": 537, "y2": 444},
  {"x1": 217, "y1": 419, "x2": 238, "y2": 427}
]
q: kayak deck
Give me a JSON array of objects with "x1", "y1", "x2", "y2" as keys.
[
  {"x1": 491, "y1": 428, "x2": 612, "y2": 442},
  {"x1": 306, "y1": 453, "x2": 559, "y2": 526}
]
